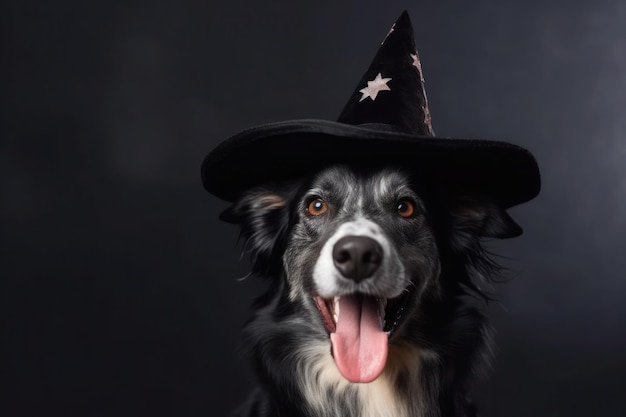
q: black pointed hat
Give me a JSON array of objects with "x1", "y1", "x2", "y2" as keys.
[{"x1": 201, "y1": 11, "x2": 540, "y2": 208}]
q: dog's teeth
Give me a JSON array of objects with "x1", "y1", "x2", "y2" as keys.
[
  {"x1": 378, "y1": 298, "x2": 387, "y2": 327},
  {"x1": 333, "y1": 296, "x2": 340, "y2": 323}
]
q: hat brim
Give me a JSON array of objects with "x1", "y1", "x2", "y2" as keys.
[{"x1": 201, "y1": 119, "x2": 540, "y2": 208}]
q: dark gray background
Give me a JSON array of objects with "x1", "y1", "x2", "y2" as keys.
[{"x1": 2, "y1": 0, "x2": 625, "y2": 416}]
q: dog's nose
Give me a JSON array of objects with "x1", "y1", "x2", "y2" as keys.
[{"x1": 332, "y1": 236, "x2": 383, "y2": 282}]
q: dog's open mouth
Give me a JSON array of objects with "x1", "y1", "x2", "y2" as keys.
[{"x1": 313, "y1": 290, "x2": 412, "y2": 383}]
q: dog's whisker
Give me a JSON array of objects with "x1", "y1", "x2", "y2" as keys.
[
  {"x1": 236, "y1": 272, "x2": 253, "y2": 282},
  {"x1": 239, "y1": 239, "x2": 251, "y2": 259}
]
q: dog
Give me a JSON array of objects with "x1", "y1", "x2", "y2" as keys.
[{"x1": 221, "y1": 164, "x2": 522, "y2": 417}]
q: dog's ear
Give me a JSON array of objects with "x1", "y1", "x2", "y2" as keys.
[
  {"x1": 447, "y1": 196, "x2": 523, "y2": 241},
  {"x1": 220, "y1": 187, "x2": 291, "y2": 276},
  {"x1": 220, "y1": 191, "x2": 287, "y2": 224}
]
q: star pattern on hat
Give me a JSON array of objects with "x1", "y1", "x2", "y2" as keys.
[
  {"x1": 410, "y1": 53, "x2": 424, "y2": 81},
  {"x1": 359, "y1": 73, "x2": 392, "y2": 102}
]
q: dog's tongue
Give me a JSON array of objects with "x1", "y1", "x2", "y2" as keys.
[{"x1": 330, "y1": 294, "x2": 388, "y2": 383}]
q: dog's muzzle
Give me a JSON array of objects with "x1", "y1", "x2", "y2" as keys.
[{"x1": 311, "y1": 218, "x2": 415, "y2": 384}]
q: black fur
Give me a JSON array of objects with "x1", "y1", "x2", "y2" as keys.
[{"x1": 221, "y1": 165, "x2": 521, "y2": 417}]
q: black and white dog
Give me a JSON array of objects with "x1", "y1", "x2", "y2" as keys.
[{"x1": 222, "y1": 164, "x2": 521, "y2": 417}]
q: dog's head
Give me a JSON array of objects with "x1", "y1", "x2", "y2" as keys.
[{"x1": 221, "y1": 165, "x2": 521, "y2": 383}]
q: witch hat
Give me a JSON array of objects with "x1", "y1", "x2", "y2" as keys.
[{"x1": 201, "y1": 11, "x2": 540, "y2": 209}]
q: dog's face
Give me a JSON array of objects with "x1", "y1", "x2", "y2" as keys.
[
  {"x1": 222, "y1": 164, "x2": 522, "y2": 384},
  {"x1": 283, "y1": 166, "x2": 439, "y2": 302},
  {"x1": 282, "y1": 166, "x2": 441, "y2": 383}
]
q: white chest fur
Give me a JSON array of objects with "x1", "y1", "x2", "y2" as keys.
[{"x1": 296, "y1": 341, "x2": 428, "y2": 417}]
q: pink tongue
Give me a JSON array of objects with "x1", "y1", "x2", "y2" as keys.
[{"x1": 330, "y1": 295, "x2": 388, "y2": 383}]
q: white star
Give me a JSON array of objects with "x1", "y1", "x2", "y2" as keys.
[
  {"x1": 359, "y1": 73, "x2": 392, "y2": 102},
  {"x1": 410, "y1": 53, "x2": 424, "y2": 81}
]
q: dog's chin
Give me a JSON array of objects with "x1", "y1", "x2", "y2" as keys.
[{"x1": 313, "y1": 287, "x2": 414, "y2": 383}]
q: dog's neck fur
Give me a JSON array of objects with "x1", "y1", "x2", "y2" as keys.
[{"x1": 295, "y1": 340, "x2": 428, "y2": 417}]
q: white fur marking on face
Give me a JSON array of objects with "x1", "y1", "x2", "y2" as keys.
[
  {"x1": 376, "y1": 175, "x2": 389, "y2": 199},
  {"x1": 313, "y1": 218, "x2": 399, "y2": 298},
  {"x1": 357, "y1": 195, "x2": 364, "y2": 216}
]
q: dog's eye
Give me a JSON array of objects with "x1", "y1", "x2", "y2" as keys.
[
  {"x1": 396, "y1": 199, "x2": 415, "y2": 218},
  {"x1": 307, "y1": 198, "x2": 328, "y2": 216}
]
